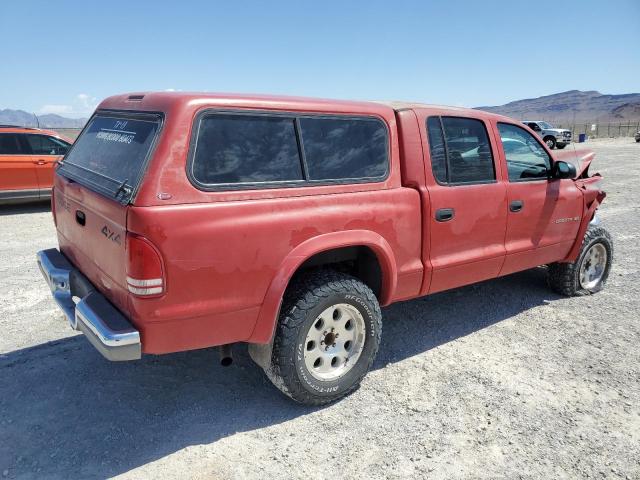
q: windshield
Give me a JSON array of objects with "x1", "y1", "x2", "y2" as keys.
[
  {"x1": 57, "y1": 113, "x2": 161, "y2": 203},
  {"x1": 538, "y1": 121, "x2": 553, "y2": 129}
]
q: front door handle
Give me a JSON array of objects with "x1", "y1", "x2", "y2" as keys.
[
  {"x1": 435, "y1": 208, "x2": 455, "y2": 222},
  {"x1": 510, "y1": 200, "x2": 524, "y2": 212},
  {"x1": 33, "y1": 159, "x2": 46, "y2": 165}
]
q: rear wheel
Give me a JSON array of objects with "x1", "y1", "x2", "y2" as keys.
[
  {"x1": 544, "y1": 136, "x2": 556, "y2": 149},
  {"x1": 556, "y1": 143, "x2": 567, "y2": 149},
  {"x1": 547, "y1": 225, "x2": 613, "y2": 296},
  {"x1": 265, "y1": 270, "x2": 382, "y2": 405}
]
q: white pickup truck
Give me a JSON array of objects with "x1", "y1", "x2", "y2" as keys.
[{"x1": 522, "y1": 121, "x2": 572, "y2": 150}]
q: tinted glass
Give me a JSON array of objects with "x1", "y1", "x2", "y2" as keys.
[
  {"x1": 498, "y1": 123, "x2": 551, "y2": 181},
  {"x1": 426, "y1": 117, "x2": 447, "y2": 183},
  {"x1": 24, "y1": 134, "x2": 70, "y2": 155},
  {"x1": 58, "y1": 115, "x2": 160, "y2": 202},
  {"x1": 299, "y1": 117, "x2": 387, "y2": 180},
  {"x1": 0, "y1": 134, "x2": 23, "y2": 154},
  {"x1": 441, "y1": 117, "x2": 495, "y2": 184},
  {"x1": 192, "y1": 114, "x2": 302, "y2": 185}
]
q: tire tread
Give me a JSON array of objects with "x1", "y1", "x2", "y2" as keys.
[
  {"x1": 266, "y1": 269, "x2": 382, "y2": 406},
  {"x1": 547, "y1": 225, "x2": 613, "y2": 296}
]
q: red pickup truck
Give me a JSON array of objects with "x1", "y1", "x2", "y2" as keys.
[{"x1": 37, "y1": 92, "x2": 612, "y2": 405}]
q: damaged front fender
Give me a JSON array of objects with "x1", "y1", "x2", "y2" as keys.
[{"x1": 553, "y1": 148, "x2": 596, "y2": 179}]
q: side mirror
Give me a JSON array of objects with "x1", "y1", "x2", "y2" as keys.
[{"x1": 551, "y1": 161, "x2": 576, "y2": 179}]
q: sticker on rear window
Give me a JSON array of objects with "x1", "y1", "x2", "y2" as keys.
[{"x1": 58, "y1": 114, "x2": 161, "y2": 203}]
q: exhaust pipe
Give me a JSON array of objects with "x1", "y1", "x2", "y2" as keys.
[{"x1": 219, "y1": 344, "x2": 233, "y2": 366}]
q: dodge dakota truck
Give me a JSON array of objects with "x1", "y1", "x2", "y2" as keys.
[{"x1": 37, "y1": 92, "x2": 612, "y2": 405}]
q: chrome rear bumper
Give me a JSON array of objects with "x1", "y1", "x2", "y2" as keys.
[{"x1": 36, "y1": 248, "x2": 141, "y2": 361}]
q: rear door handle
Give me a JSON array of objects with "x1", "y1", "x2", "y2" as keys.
[
  {"x1": 435, "y1": 208, "x2": 455, "y2": 222},
  {"x1": 510, "y1": 200, "x2": 524, "y2": 212},
  {"x1": 34, "y1": 160, "x2": 46, "y2": 165}
]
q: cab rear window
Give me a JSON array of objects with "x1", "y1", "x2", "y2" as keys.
[{"x1": 58, "y1": 113, "x2": 161, "y2": 203}]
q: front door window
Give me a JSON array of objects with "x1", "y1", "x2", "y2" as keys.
[{"x1": 498, "y1": 123, "x2": 551, "y2": 181}]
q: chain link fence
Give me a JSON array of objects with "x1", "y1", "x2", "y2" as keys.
[{"x1": 545, "y1": 120, "x2": 640, "y2": 139}]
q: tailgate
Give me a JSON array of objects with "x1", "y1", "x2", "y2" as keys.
[
  {"x1": 55, "y1": 176, "x2": 131, "y2": 316},
  {"x1": 52, "y1": 111, "x2": 162, "y2": 317}
]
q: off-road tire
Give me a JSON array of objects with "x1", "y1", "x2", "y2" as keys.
[
  {"x1": 544, "y1": 136, "x2": 556, "y2": 149},
  {"x1": 265, "y1": 270, "x2": 382, "y2": 406},
  {"x1": 547, "y1": 225, "x2": 613, "y2": 296}
]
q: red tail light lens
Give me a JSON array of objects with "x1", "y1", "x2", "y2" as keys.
[
  {"x1": 51, "y1": 187, "x2": 57, "y2": 227},
  {"x1": 126, "y1": 234, "x2": 164, "y2": 296}
]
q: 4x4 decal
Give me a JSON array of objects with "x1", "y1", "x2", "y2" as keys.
[{"x1": 101, "y1": 225, "x2": 122, "y2": 245}]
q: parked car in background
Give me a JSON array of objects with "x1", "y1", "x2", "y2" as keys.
[
  {"x1": 522, "y1": 120, "x2": 572, "y2": 149},
  {"x1": 0, "y1": 126, "x2": 72, "y2": 203},
  {"x1": 635, "y1": 130, "x2": 640, "y2": 142},
  {"x1": 37, "y1": 92, "x2": 612, "y2": 405}
]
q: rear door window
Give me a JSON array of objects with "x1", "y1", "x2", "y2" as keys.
[
  {"x1": 426, "y1": 117, "x2": 447, "y2": 183},
  {"x1": 0, "y1": 134, "x2": 24, "y2": 154},
  {"x1": 24, "y1": 134, "x2": 70, "y2": 156},
  {"x1": 58, "y1": 114, "x2": 161, "y2": 203},
  {"x1": 426, "y1": 116, "x2": 495, "y2": 184}
]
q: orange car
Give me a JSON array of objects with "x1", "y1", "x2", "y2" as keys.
[{"x1": 0, "y1": 125, "x2": 72, "y2": 203}]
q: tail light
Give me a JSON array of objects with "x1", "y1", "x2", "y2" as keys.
[
  {"x1": 126, "y1": 234, "x2": 165, "y2": 296},
  {"x1": 51, "y1": 187, "x2": 57, "y2": 227}
]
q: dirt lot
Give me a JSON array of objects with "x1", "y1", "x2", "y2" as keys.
[{"x1": 1, "y1": 138, "x2": 638, "y2": 479}]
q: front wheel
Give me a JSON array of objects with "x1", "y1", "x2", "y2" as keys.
[
  {"x1": 556, "y1": 143, "x2": 567, "y2": 149},
  {"x1": 547, "y1": 225, "x2": 613, "y2": 296},
  {"x1": 265, "y1": 270, "x2": 382, "y2": 405},
  {"x1": 544, "y1": 136, "x2": 557, "y2": 149}
]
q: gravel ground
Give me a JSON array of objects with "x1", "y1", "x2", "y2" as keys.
[{"x1": 1, "y1": 137, "x2": 638, "y2": 479}]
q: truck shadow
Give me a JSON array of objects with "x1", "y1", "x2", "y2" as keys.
[
  {"x1": 0, "y1": 267, "x2": 558, "y2": 478},
  {"x1": 0, "y1": 201, "x2": 50, "y2": 216}
]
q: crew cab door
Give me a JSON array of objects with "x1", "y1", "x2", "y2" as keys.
[
  {"x1": 0, "y1": 133, "x2": 39, "y2": 198},
  {"x1": 494, "y1": 122, "x2": 583, "y2": 275},
  {"x1": 420, "y1": 114, "x2": 508, "y2": 293},
  {"x1": 22, "y1": 134, "x2": 70, "y2": 196}
]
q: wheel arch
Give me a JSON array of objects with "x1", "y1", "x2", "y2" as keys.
[
  {"x1": 562, "y1": 192, "x2": 606, "y2": 263},
  {"x1": 247, "y1": 230, "x2": 397, "y2": 345}
]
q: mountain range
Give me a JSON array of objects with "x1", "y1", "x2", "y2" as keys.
[
  {"x1": 2, "y1": 90, "x2": 639, "y2": 128},
  {"x1": 476, "y1": 90, "x2": 640, "y2": 123},
  {"x1": 0, "y1": 109, "x2": 87, "y2": 128}
]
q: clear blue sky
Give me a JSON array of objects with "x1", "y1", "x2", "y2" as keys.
[{"x1": 1, "y1": 0, "x2": 638, "y2": 118}]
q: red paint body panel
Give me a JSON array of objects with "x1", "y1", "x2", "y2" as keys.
[
  {"x1": 499, "y1": 179, "x2": 582, "y2": 276},
  {"x1": 126, "y1": 189, "x2": 423, "y2": 351},
  {"x1": 413, "y1": 110, "x2": 509, "y2": 293},
  {"x1": 55, "y1": 177, "x2": 130, "y2": 315},
  {"x1": 50, "y1": 93, "x2": 606, "y2": 355}
]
